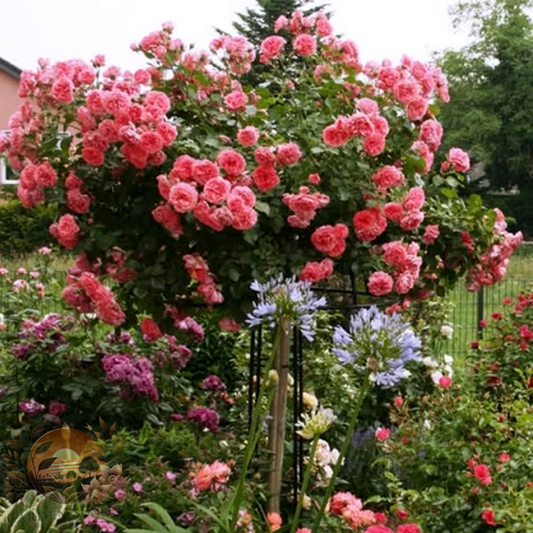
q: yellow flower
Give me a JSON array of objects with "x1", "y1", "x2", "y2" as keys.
[{"x1": 296, "y1": 406, "x2": 336, "y2": 440}]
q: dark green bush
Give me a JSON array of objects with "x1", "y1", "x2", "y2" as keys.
[{"x1": 0, "y1": 200, "x2": 55, "y2": 257}]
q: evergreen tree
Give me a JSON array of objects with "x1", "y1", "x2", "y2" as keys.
[{"x1": 233, "y1": 0, "x2": 328, "y2": 47}]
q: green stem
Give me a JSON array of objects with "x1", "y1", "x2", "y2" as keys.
[
  {"x1": 290, "y1": 436, "x2": 319, "y2": 533},
  {"x1": 311, "y1": 372, "x2": 372, "y2": 533},
  {"x1": 230, "y1": 328, "x2": 281, "y2": 527}
]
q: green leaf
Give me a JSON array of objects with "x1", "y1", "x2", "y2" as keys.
[{"x1": 255, "y1": 201, "x2": 270, "y2": 216}]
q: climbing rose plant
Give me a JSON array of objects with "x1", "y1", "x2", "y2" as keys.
[{"x1": 0, "y1": 10, "x2": 522, "y2": 327}]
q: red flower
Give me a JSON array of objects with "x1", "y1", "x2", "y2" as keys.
[
  {"x1": 481, "y1": 509, "x2": 497, "y2": 526},
  {"x1": 140, "y1": 318, "x2": 163, "y2": 342}
]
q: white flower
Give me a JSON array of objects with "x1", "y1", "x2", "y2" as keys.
[
  {"x1": 303, "y1": 392, "x2": 319, "y2": 410},
  {"x1": 329, "y1": 448, "x2": 341, "y2": 465},
  {"x1": 296, "y1": 406, "x2": 336, "y2": 440},
  {"x1": 423, "y1": 357, "x2": 439, "y2": 368},
  {"x1": 431, "y1": 370, "x2": 443, "y2": 385},
  {"x1": 440, "y1": 325, "x2": 454, "y2": 339},
  {"x1": 322, "y1": 465, "x2": 333, "y2": 480},
  {"x1": 444, "y1": 354, "x2": 454, "y2": 365},
  {"x1": 424, "y1": 419, "x2": 432, "y2": 430}
]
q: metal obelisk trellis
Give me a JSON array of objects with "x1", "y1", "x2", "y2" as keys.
[{"x1": 248, "y1": 273, "x2": 371, "y2": 509}]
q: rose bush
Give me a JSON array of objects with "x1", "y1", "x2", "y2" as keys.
[{"x1": 0, "y1": 9, "x2": 522, "y2": 329}]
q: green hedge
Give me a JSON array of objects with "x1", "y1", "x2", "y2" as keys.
[{"x1": 0, "y1": 200, "x2": 55, "y2": 257}]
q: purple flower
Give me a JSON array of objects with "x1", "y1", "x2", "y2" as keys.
[
  {"x1": 171, "y1": 413, "x2": 184, "y2": 422},
  {"x1": 165, "y1": 471, "x2": 177, "y2": 482},
  {"x1": 201, "y1": 375, "x2": 226, "y2": 392},
  {"x1": 132, "y1": 482, "x2": 143, "y2": 493},
  {"x1": 114, "y1": 489, "x2": 126, "y2": 502},
  {"x1": 186, "y1": 407, "x2": 220, "y2": 432},
  {"x1": 48, "y1": 401, "x2": 67, "y2": 416},
  {"x1": 11, "y1": 344, "x2": 32, "y2": 359},
  {"x1": 95, "y1": 518, "x2": 116, "y2": 532},
  {"x1": 332, "y1": 305, "x2": 421, "y2": 388},
  {"x1": 19, "y1": 399, "x2": 45, "y2": 416},
  {"x1": 247, "y1": 275, "x2": 326, "y2": 341}
]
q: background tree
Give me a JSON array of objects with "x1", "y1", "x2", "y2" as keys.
[
  {"x1": 232, "y1": 0, "x2": 327, "y2": 47},
  {"x1": 437, "y1": 0, "x2": 533, "y2": 193}
]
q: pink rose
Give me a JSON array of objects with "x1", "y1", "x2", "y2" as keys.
[
  {"x1": 237, "y1": 126, "x2": 259, "y2": 147},
  {"x1": 447, "y1": 147, "x2": 470, "y2": 172},
  {"x1": 192, "y1": 159, "x2": 219, "y2": 185},
  {"x1": 322, "y1": 124, "x2": 350, "y2": 147},
  {"x1": 299, "y1": 259, "x2": 334, "y2": 282},
  {"x1": 403, "y1": 186, "x2": 425, "y2": 210},
  {"x1": 224, "y1": 91, "x2": 248, "y2": 112},
  {"x1": 353, "y1": 207, "x2": 387, "y2": 242},
  {"x1": 310, "y1": 224, "x2": 348, "y2": 257},
  {"x1": 393, "y1": 79, "x2": 421, "y2": 104},
  {"x1": 368, "y1": 271, "x2": 394, "y2": 296},
  {"x1": 169, "y1": 183, "x2": 198, "y2": 213},
  {"x1": 49, "y1": 214, "x2": 80, "y2": 249},
  {"x1": 276, "y1": 142, "x2": 302, "y2": 166},
  {"x1": 406, "y1": 99, "x2": 428, "y2": 121},
  {"x1": 395, "y1": 272, "x2": 416, "y2": 293},
  {"x1": 375, "y1": 427, "x2": 391, "y2": 441},
  {"x1": 253, "y1": 165, "x2": 279, "y2": 191},
  {"x1": 217, "y1": 149, "x2": 246, "y2": 176},
  {"x1": 232, "y1": 207, "x2": 258, "y2": 230},
  {"x1": 170, "y1": 155, "x2": 196, "y2": 181},
  {"x1": 260, "y1": 36, "x2": 286, "y2": 63},
  {"x1": 67, "y1": 189, "x2": 91, "y2": 214},
  {"x1": 382, "y1": 241, "x2": 408, "y2": 267},
  {"x1": 203, "y1": 177, "x2": 231, "y2": 204},
  {"x1": 293, "y1": 34, "x2": 317, "y2": 57},
  {"x1": 422, "y1": 224, "x2": 440, "y2": 245},
  {"x1": 419, "y1": 119, "x2": 443, "y2": 151},
  {"x1": 400, "y1": 210, "x2": 425, "y2": 231},
  {"x1": 372, "y1": 166, "x2": 405, "y2": 189},
  {"x1": 363, "y1": 134, "x2": 386, "y2": 156}
]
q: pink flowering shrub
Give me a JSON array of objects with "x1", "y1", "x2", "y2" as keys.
[{"x1": 0, "y1": 10, "x2": 521, "y2": 325}]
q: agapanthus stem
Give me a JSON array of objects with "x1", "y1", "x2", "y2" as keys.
[
  {"x1": 290, "y1": 435, "x2": 319, "y2": 533},
  {"x1": 310, "y1": 372, "x2": 371, "y2": 533},
  {"x1": 230, "y1": 327, "x2": 281, "y2": 527}
]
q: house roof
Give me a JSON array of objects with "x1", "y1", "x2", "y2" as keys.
[{"x1": 0, "y1": 57, "x2": 21, "y2": 80}]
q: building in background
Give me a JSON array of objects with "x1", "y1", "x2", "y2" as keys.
[{"x1": 0, "y1": 57, "x2": 22, "y2": 184}]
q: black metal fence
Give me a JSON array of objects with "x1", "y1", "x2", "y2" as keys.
[{"x1": 449, "y1": 243, "x2": 533, "y2": 358}]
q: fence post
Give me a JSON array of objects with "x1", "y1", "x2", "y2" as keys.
[{"x1": 477, "y1": 286, "x2": 485, "y2": 339}]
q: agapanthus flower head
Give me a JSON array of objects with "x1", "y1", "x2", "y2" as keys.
[
  {"x1": 246, "y1": 274, "x2": 326, "y2": 341},
  {"x1": 296, "y1": 405, "x2": 336, "y2": 439},
  {"x1": 332, "y1": 305, "x2": 421, "y2": 387}
]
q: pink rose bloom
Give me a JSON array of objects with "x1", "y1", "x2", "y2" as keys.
[
  {"x1": 406, "y1": 99, "x2": 428, "y2": 121},
  {"x1": 224, "y1": 91, "x2": 248, "y2": 112},
  {"x1": 347, "y1": 113, "x2": 374, "y2": 137},
  {"x1": 67, "y1": 189, "x2": 91, "y2": 214},
  {"x1": 308, "y1": 173, "x2": 321, "y2": 185},
  {"x1": 293, "y1": 34, "x2": 317, "y2": 57},
  {"x1": 356, "y1": 97, "x2": 379, "y2": 115},
  {"x1": 372, "y1": 166, "x2": 405, "y2": 189},
  {"x1": 310, "y1": 224, "x2": 348, "y2": 257},
  {"x1": 383, "y1": 202, "x2": 404, "y2": 222},
  {"x1": 399, "y1": 210, "x2": 425, "y2": 231},
  {"x1": 393, "y1": 79, "x2": 421, "y2": 104},
  {"x1": 403, "y1": 186, "x2": 425, "y2": 211},
  {"x1": 395, "y1": 272, "x2": 416, "y2": 293},
  {"x1": 254, "y1": 146, "x2": 276, "y2": 166},
  {"x1": 447, "y1": 147, "x2": 470, "y2": 172},
  {"x1": 329, "y1": 492, "x2": 362, "y2": 515},
  {"x1": 218, "y1": 316, "x2": 241, "y2": 332},
  {"x1": 237, "y1": 126, "x2": 259, "y2": 147},
  {"x1": 422, "y1": 224, "x2": 440, "y2": 245},
  {"x1": 367, "y1": 271, "x2": 394, "y2": 296},
  {"x1": 232, "y1": 207, "x2": 258, "y2": 230},
  {"x1": 375, "y1": 427, "x2": 391, "y2": 441},
  {"x1": 299, "y1": 259, "x2": 334, "y2": 282},
  {"x1": 48, "y1": 401, "x2": 67, "y2": 416},
  {"x1": 35, "y1": 162, "x2": 58, "y2": 188},
  {"x1": 322, "y1": 124, "x2": 350, "y2": 147},
  {"x1": 49, "y1": 214, "x2": 80, "y2": 249},
  {"x1": 203, "y1": 177, "x2": 231, "y2": 204},
  {"x1": 38, "y1": 247, "x2": 52, "y2": 255},
  {"x1": 253, "y1": 165, "x2": 279, "y2": 191},
  {"x1": 217, "y1": 149, "x2": 246, "y2": 176},
  {"x1": 267, "y1": 512, "x2": 282, "y2": 532},
  {"x1": 363, "y1": 134, "x2": 386, "y2": 157},
  {"x1": 19, "y1": 399, "x2": 45, "y2": 416},
  {"x1": 152, "y1": 205, "x2": 183, "y2": 236},
  {"x1": 192, "y1": 159, "x2": 219, "y2": 185},
  {"x1": 382, "y1": 241, "x2": 409, "y2": 266},
  {"x1": 260, "y1": 36, "x2": 286, "y2": 63},
  {"x1": 316, "y1": 15, "x2": 333, "y2": 36},
  {"x1": 228, "y1": 186, "x2": 256, "y2": 209},
  {"x1": 276, "y1": 142, "x2": 302, "y2": 166},
  {"x1": 274, "y1": 15, "x2": 289, "y2": 32},
  {"x1": 438, "y1": 376, "x2": 452, "y2": 388},
  {"x1": 169, "y1": 183, "x2": 198, "y2": 213},
  {"x1": 157, "y1": 122, "x2": 178, "y2": 146},
  {"x1": 51, "y1": 77, "x2": 74, "y2": 104},
  {"x1": 353, "y1": 207, "x2": 387, "y2": 242},
  {"x1": 419, "y1": 119, "x2": 443, "y2": 151},
  {"x1": 139, "y1": 131, "x2": 163, "y2": 154}
]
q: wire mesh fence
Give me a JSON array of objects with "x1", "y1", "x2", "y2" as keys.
[{"x1": 449, "y1": 243, "x2": 533, "y2": 358}]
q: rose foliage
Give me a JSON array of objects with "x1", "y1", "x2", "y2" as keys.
[{"x1": 0, "y1": 9, "x2": 522, "y2": 327}]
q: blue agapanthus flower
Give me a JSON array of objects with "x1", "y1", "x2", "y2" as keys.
[
  {"x1": 246, "y1": 274, "x2": 326, "y2": 341},
  {"x1": 332, "y1": 305, "x2": 421, "y2": 388}
]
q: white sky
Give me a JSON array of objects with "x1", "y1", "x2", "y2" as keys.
[{"x1": 0, "y1": 0, "x2": 470, "y2": 72}]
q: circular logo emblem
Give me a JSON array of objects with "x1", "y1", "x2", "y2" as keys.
[{"x1": 27, "y1": 429, "x2": 104, "y2": 499}]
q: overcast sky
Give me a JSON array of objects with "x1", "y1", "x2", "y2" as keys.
[{"x1": 1, "y1": 0, "x2": 470, "y2": 72}]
